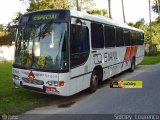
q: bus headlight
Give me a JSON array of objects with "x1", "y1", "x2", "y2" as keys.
[
  {"x1": 46, "y1": 81, "x2": 58, "y2": 86},
  {"x1": 46, "y1": 81, "x2": 64, "y2": 87},
  {"x1": 13, "y1": 74, "x2": 21, "y2": 80}
]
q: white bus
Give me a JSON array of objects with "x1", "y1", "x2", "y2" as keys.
[{"x1": 12, "y1": 9, "x2": 144, "y2": 96}]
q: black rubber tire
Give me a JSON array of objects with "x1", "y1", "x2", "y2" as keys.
[
  {"x1": 129, "y1": 57, "x2": 135, "y2": 72},
  {"x1": 110, "y1": 83, "x2": 113, "y2": 88},
  {"x1": 88, "y1": 71, "x2": 99, "y2": 93}
]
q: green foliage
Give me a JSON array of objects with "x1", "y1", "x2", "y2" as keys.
[
  {"x1": 12, "y1": 12, "x2": 22, "y2": 24},
  {"x1": 128, "y1": 22, "x2": 134, "y2": 27},
  {"x1": 128, "y1": 18, "x2": 160, "y2": 55},
  {"x1": 87, "y1": 9, "x2": 108, "y2": 16},
  {"x1": 152, "y1": 21, "x2": 160, "y2": 53},
  {"x1": 0, "y1": 32, "x2": 7, "y2": 45},
  {"x1": 128, "y1": 19, "x2": 149, "y2": 44},
  {"x1": 152, "y1": 0, "x2": 160, "y2": 14},
  {"x1": 0, "y1": 23, "x2": 17, "y2": 45},
  {"x1": 0, "y1": 24, "x2": 4, "y2": 31},
  {"x1": 68, "y1": 0, "x2": 95, "y2": 11},
  {"x1": 27, "y1": 0, "x2": 69, "y2": 12},
  {"x1": 0, "y1": 26, "x2": 9, "y2": 45},
  {"x1": 133, "y1": 18, "x2": 145, "y2": 28},
  {"x1": 13, "y1": 0, "x2": 96, "y2": 26},
  {"x1": 24, "y1": 0, "x2": 95, "y2": 12}
]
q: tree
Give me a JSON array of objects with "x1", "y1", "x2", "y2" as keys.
[
  {"x1": 121, "y1": 0, "x2": 126, "y2": 23},
  {"x1": 128, "y1": 18, "x2": 160, "y2": 55},
  {"x1": 108, "y1": 0, "x2": 112, "y2": 18},
  {"x1": 151, "y1": 20, "x2": 160, "y2": 51},
  {"x1": 0, "y1": 24, "x2": 4, "y2": 31},
  {"x1": 12, "y1": 12, "x2": 22, "y2": 24},
  {"x1": 128, "y1": 22, "x2": 134, "y2": 27},
  {"x1": 152, "y1": 0, "x2": 160, "y2": 14},
  {"x1": 87, "y1": 9, "x2": 108, "y2": 16},
  {"x1": 128, "y1": 19, "x2": 150, "y2": 45},
  {"x1": 21, "y1": 0, "x2": 95, "y2": 12},
  {"x1": 134, "y1": 18, "x2": 145, "y2": 28},
  {"x1": 27, "y1": 0, "x2": 69, "y2": 12},
  {"x1": 75, "y1": 0, "x2": 81, "y2": 11},
  {"x1": 68, "y1": 0, "x2": 95, "y2": 11},
  {"x1": 0, "y1": 25, "x2": 10, "y2": 45}
]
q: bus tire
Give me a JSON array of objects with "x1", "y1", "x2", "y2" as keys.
[
  {"x1": 88, "y1": 71, "x2": 99, "y2": 93},
  {"x1": 129, "y1": 57, "x2": 135, "y2": 72}
]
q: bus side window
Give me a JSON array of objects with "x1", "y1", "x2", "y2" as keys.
[
  {"x1": 70, "y1": 24, "x2": 89, "y2": 68},
  {"x1": 134, "y1": 32, "x2": 137, "y2": 45},
  {"x1": 104, "y1": 25, "x2": 115, "y2": 47},
  {"x1": 140, "y1": 33, "x2": 144, "y2": 45},
  {"x1": 137, "y1": 32, "x2": 144, "y2": 45},
  {"x1": 91, "y1": 23, "x2": 104, "y2": 49},
  {"x1": 124, "y1": 29, "x2": 130, "y2": 46},
  {"x1": 104, "y1": 25, "x2": 109, "y2": 47},
  {"x1": 130, "y1": 31, "x2": 135, "y2": 46},
  {"x1": 116, "y1": 27, "x2": 124, "y2": 47},
  {"x1": 109, "y1": 26, "x2": 116, "y2": 47}
]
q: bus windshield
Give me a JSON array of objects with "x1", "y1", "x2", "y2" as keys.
[{"x1": 14, "y1": 20, "x2": 68, "y2": 71}]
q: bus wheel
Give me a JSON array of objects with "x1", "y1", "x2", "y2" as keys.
[
  {"x1": 88, "y1": 71, "x2": 98, "y2": 93},
  {"x1": 129, "y1": 57, "x2": 135, "y2": 72}
]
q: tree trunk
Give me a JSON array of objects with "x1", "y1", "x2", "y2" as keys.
[
  {"x1": 157, "y1": 0, "x2": 160, "y2": 17},
  {"x1": 108, "y1": 0, "x2": 112, "y2": 18},
  {"x1": 76, "y1": 0, "x2": 82, "y2": 11},
  {"x1": 149, "y1": 0, "x2": 153, "y2": 55},
  {"x1": 121, "y1": 0, "x2": 126, "y2": 23}
]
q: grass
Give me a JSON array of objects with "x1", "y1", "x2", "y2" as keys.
[
  {"x1": 140, "y1": 54, "x2": 160, "y2": 65},
  {"x1": 0, "y1": 63, "x2": 56, "y2": 115}
]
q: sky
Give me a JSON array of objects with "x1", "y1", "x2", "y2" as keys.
[
  {"x1": 0, "y1": 0, "x2": 158, "y2": 25},
  {"x1": 0, "y1": 0, "x2": 28, "y2": 25},
  {"x1": 94, "y1": 0, "x2": 158, "y2": 23}
]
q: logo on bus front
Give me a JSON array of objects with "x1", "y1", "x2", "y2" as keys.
[{"x1": 28, "y1": 71, "x2": 35, "y2": 80}]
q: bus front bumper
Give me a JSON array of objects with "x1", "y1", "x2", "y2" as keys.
[{"x1": 13, "y1": 78, "x2": 60, "y2": 95}]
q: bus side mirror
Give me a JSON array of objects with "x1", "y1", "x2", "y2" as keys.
[
  {"x1": 76, "y1": 19, "x2": 82, "y2": 24},
  {"x1": 76, "y1": 19, "x2": 86, "y2": 25}
]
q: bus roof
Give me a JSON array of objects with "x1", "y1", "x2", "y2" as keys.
[
  {"x1": 70, "y1": 10, "x2": 144, "y2": 33},
  {"x1": 22, "y1": 9, "x2": 143, "y2": 33}
]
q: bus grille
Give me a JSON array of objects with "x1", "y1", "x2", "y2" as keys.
[{"x1": 22, "y1": 77, "x2": 44, "y2": 85}]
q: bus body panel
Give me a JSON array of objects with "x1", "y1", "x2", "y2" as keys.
[
  {"x1": 136, "y1": 45, "x2": 145, "y2": 65},
  {"x1": 12, "y1": 68, "x2": 72, "y2": 96},
  {"x1": 69, "y1": 17, "x2": 92, "y2": 95}
]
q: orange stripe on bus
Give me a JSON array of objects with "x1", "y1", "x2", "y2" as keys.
[
  {"x1": 124, "y1": 46, "x2": 131, "y2": 64},
  {"x1": 124, "y1": 46, "x2": 138, "y2": 64}
]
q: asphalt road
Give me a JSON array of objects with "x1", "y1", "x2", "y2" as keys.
[{"x1": 20, "y1": 64, "x2": 160, "y2": 120}]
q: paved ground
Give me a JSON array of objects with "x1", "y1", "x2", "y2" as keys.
[{"x1": 19, "y1": 64, "x2": 160, "y2": 120}]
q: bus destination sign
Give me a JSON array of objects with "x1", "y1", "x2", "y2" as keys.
[
  {"x1": 32, "y1": 14, "x2": 59, "y2": 21},
  {"x1": 20, "y1": 10, "x2": 69, "y2": 24}
]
